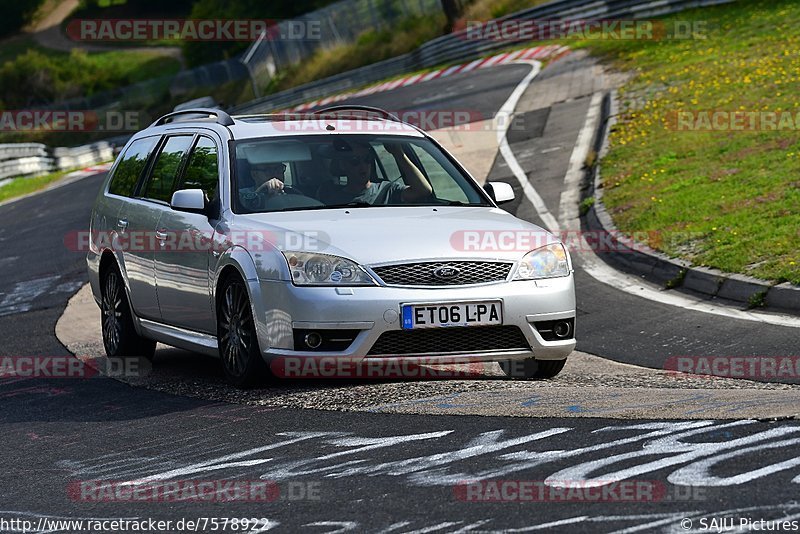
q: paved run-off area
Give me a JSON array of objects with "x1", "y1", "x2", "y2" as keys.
[{"x1": 58, "y1": 282, "x2": 800, "y2": 420}]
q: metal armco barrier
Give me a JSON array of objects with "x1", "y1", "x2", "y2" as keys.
[
  {"x1": 0, "y1": 142, "x2": 113, "y2": 181},
  {"x1": 233, "y1": 0, "x2": 732, "y2": 114}
]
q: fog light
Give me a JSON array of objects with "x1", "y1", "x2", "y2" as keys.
[
  {"x1": 304, "y1": 332, "x2": 322, "y2": 349},
  {"x1": 553, "y1": 321, "x2": 571, "y2": 339}
]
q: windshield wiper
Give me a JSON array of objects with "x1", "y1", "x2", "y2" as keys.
[
  {"x1": 324, "y1": 201, "x2": 374, "y2": 209},
  {"x1": 442, "y1": 200, "x2": 492, "y2": 206},
  {"x1": 270, "y1": 201, "x2": 374, "y2": 212}
]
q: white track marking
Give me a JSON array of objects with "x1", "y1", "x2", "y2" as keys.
[
  {"x1": 559, "y1": 92, "x2": 604, "y2": 224},
  {"x1": 496, "y1": 60, "x2": 560, "y2": 232}
]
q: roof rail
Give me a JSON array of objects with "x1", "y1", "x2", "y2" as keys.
[
  {"x1": 232, "y1": 113, "x2": 303, "y2": 122},
  {"x1": 151, "y1": 108, "x2": 235, "y2": 127},
  {"x1": 313, "y1": 105, "x2": 401, "y2": 122}
]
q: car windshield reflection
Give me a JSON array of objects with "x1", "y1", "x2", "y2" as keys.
[{"x1": 232, "y1": 135, "x2": 492, "y2": 213}]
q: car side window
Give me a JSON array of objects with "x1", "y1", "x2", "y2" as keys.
[
  {"x1": 180, "y1": 136, "x2": 219, "y2": 200},
  {"x1": 143, "y1": 135, "x2": 193, "y2": 202},
  {"x1": 108, "y1": 137, "x2": 159, "y2": 197}
]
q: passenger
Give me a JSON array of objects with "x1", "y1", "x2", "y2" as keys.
[{"x1": 318, "y1": 141, "x2": 433, "y2": 205}]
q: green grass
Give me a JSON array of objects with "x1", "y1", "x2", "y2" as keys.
[
  {"x1": 570, "y1": 0, "x2": 800, "y2": 284},
  {"x1": 0, "y1": 168, "x2": 81, "y2": 203}
]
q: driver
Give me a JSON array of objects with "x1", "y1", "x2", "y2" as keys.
[{"x1": 240, "y1": 161, "x2": 286, "y2": 210}]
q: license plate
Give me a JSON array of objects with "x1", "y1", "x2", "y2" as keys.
[{"x1": 401, "y1": 301, "x2": 503, "y2": 329}]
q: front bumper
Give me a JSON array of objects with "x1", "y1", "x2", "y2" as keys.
[{"x1": 253, "y1": 275, "x2": 576, "y2": 363}]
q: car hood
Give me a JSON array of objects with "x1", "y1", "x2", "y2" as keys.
[{"x1": 237, "y1": 206, "x2": 560, "y2": 265}]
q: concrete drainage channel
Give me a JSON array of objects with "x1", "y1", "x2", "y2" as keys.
[{"x1": 57, "y1": 285, "x2": 800, "y2": 419}]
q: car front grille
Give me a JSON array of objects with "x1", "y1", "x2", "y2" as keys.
[
  {"x1": 367, "y1": 325, "x2": 530, "y2": 356},
  {"x1": 371, "y1": 261, "x2": 513, "y2": 286}
]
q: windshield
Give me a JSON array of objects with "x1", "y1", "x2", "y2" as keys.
[{"x1": 231, "y1": 134, "x2": 492, "y2": 213}]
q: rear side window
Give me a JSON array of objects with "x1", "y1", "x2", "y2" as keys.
[
  {"x1": 180, "y1": 136, "x2": 219, "y2": 200},
  {"x1": 143, "y1": 136, "x2": 193, "y2": 202},
  {"x1": 108, "y1": 137, "x2": 158, "y2": 197}
]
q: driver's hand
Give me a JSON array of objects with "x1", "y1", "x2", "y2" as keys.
[{"x1": 256, "y1": 178, "x2": 285, "y2": 195}]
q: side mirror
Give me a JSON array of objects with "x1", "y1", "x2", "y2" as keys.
[
  {"x1": 484, "y1": 182, "x2": 515, "y2": 204},
  {"x1": 170, "y1": 189, "x2": 207, "y2": 213}
]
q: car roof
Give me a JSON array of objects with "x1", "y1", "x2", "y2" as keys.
[
  {"x1": 229, "y1": 116, "x2": 425, "y2": 140},
  {"x1": 143, "y1": 107, "x2": 427, "y2": 141}
]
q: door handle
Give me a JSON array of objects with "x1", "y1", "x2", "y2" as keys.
[
  {"x1": 155, "y1": 229, "x2": 169, "y2": 242},
  {"x1": 117, "y1": 219, "x2": 128, "y2": 231}
]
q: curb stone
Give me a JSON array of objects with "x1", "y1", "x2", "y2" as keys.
[{"x1": 582, "y1": 91, "x2": 800, "y2": 315}]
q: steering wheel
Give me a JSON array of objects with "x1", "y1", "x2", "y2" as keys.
[
  {"x1": 263, "y1": 191, "x2": 323, "y2": 210},
  {"x1": 281, "y1": 185, "x2": 302, "y2": 195}
]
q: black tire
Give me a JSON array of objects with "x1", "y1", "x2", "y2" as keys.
[
  {"x1": 500, "y1": 358, "x2": 566, "y2": 380},
  {"x1": 101, "y1": 264, "x2": 156, "y2": 360},
  {"x1": 217, "y1": 275, "x2": 267, "y2": 388}
]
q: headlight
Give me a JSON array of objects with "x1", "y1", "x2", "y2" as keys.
[
  {"x1": 513, "y1": 243, "x2": 571, "y2": 280},
  {"x1": 282, "y1": 252, "x2": 376, "y2": 286}
]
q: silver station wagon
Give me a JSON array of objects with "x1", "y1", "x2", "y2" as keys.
[{"x1": 87, "y1": 107, "x2": 576, "y2": 387}]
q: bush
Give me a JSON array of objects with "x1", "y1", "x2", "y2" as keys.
[{"x1": 0, "y1": 48, "x2": 178, "y2": 107}]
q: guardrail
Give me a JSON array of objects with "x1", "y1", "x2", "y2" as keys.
[
  {"x1": 233, "y1": 0, "x2": 732, "y2": 114},
  {"x1": 53, "y1": 142, "x2": 114, "y2": 171},
  {"x1": 0, "y1": 141, "x2": 114, "y2": 182}
]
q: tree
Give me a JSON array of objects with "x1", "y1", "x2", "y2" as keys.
[{"x1": 441, "y1": 0, "x2": 462, "y2": 33}]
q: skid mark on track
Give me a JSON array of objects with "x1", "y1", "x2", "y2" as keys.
[{"x1": 0, "y1": 275, "x2": 62, "y2": 317}]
